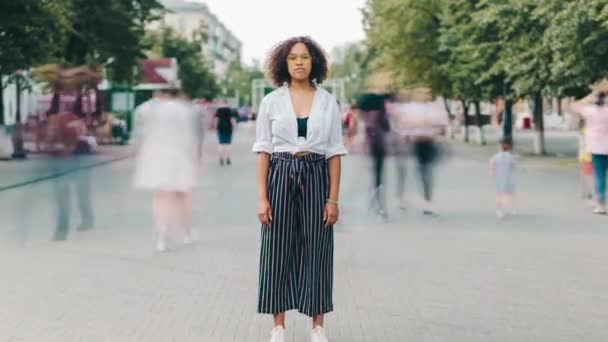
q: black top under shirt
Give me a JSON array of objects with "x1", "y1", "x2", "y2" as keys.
[
  {"x1": 297, "y1": 117, "x2": 308, "y2": 137},
  {"x1": 216, "y1": 107, "x2": 236, "y2": 131}
]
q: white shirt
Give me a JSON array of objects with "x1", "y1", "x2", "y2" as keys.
[
  {"x1": 252, "y1": 85, "x2": 347, "y2": 159},
  {"x1": 579, "y1": 104, "x2": 608, "y2": 155}
]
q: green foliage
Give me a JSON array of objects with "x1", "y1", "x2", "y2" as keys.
[
  {"x1": 62, "y1": 0, "x2": 164, "y2": 84},
  {"x1": 364, "y1": 0, "x2": 608, "y2": 101},
  {"x1": 0, "y1": 0, "x2": 69, "y2": 77},
  {"x1": 222, "y1": 60, "x2": 264, "y2": 105},
  {"x1": 544, "y1": 0, "x2": 608, "y2": 98},
  {"x1": 329, "y1": 42, "x2": 373, "y2": 103},
  {"x1": 363, "y1": 0, "x2": 448, "y2": 95},
  {"x1": 0, "y1": 0, "x2": 70, "y2": 124},
  {"x1": 148, "y1": 27, "x2": 219, "y2": 100}
]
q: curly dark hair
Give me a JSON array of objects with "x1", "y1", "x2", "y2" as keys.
[{"x1": 265, "y1": 36, "x2": 328, "y2": 87}]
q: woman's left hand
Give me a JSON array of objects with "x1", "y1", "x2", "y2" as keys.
[{"x1": 324, "y1": 202, "x2": 339, "y2": 227}]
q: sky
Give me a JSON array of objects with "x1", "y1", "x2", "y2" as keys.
[{"x1": 197, "y1": 0, "x2": 367, "y2": 64}]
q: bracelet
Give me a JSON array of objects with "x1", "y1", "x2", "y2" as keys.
[{"x1": 327, "y1": 198, "x2": 339, "y2": 205}]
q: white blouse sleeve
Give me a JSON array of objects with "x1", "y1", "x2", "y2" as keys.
[
  {"x1": 326, "y1": 99, "x2": 348, "y2": 159},
  {"x1": 252, "y1": 97, "x2": 273, "y2": 154}
]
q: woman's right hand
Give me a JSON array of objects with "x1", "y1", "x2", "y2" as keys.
[{"x1": 257, "y1": 198, "x2": 273, "y2": 226}]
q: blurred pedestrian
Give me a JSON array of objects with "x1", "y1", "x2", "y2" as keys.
[
  {"x1": 386, "y1": 101, "x2": 412, "y2": 210},
  {"x1": 358, "y1": 92, "x2": 390, "y2": 219},
  {"x1": 214, "y1": 105, "x2": 237, "y2": 166},
  {"x1": 132, "y1": 87, "x2": 202, "y2": 252},
  {"x1": 238, "y1": 105, "x2": 251, "y2": 122},
  {"x1": 45, "y1": 113, "x2": 94, "y2": 241},
  {"x1": 578, "y1": 121, "x2": 595, "y2": 201},
  {"x1": 490, "y1": 138, "x2": 516, "y2": 219},
  {"x1": 253, "y1": 36, "x2": 346, "y2": 342},
  {"x1": 574, "y1": 92, "x2": 608, "y2": 215},
  {"x1": 343, "y1": 103, "x2": 359, "y2": 148},
  {"x1": 406, "y1": 102, "x2": 447, "y2": 215}
]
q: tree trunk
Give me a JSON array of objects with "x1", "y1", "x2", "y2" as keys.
[
  {"x1": 11, "y1": 75, "x2": 26, "y2": 158},
  {"x1": 462, "y1": 100, "x2": 470, "y2": 143},
  {"x1": 0, "y1": 76, "x2": 14, "y2": 158},
  {"x1": 443, "y1": 98, "x2": 455, "y2": 140},
  {"x1": 443, "y1": 97, "x2": 453, "y2": 119},
  {"x1": 474, "y1": 101, "x2": 486, "y2": 145},
  {"x1": 503, "y1": 97, "x2": 514, "y2": 146},
  {"x1": 48, "y1": 92, "x2": 60, "y2": 115},
  {"x1": 94, "y1": 87, "x2": 103, "y2": 117},
  {"x1": 15, "y1": 76, "x2": 21, "y2": 124},
  {"x1": 74, "y1": 93, "x2": 83, "y2": 116},
  {"x1": 533, "y1": 93, "x2": 546, "y2": 155},
  {"x1": 557, "y1": 97, "x2": 563, "y2": 116},
  {"x1": 0, "y1": 76, "x2": 4, "y2": 126}
]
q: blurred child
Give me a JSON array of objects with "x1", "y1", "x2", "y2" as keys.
[
  {"x1": 579, "y1": 122, "x2": 595, "y2": 201},
  {"x1": 490, "y1": 138, "x2": 516, "y2": 219}
]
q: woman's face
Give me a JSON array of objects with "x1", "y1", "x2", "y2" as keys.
[{"x1": 286, "y1": 42, "x2": 312, "y2": 83}]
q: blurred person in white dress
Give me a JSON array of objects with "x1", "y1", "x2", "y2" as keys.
[{"x1": 132, "y1": 87, "x2": 203, "y2": 252}]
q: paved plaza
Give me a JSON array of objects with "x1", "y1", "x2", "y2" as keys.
[{"x1": 0, "y1": 126, "x2": 606, "y2": 342}]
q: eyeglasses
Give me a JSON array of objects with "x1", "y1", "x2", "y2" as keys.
[{"x1": 287, "y1": 54, "x2": 311, "y2": 62}]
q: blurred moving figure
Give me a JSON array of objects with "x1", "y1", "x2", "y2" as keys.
[
  {"x1": 578, "y1": 121, "x2": 595, "y2": 202},
  {"x1": 490, "y1": 138, "x2": 517, "y2": 219},
  {"x1": 386, "y1": 102, "x2": 411, "y2": 210},
  {"x1": 574, "y1": 92, "x2": 608, "y2": 215},
  {"x1": 238, "y1": 105, "x2": 251, "y2": 122},
  {"x1": 214, "y1": 105, "x2": 237, "y2": 166},
  {"x1": 343, "y1": 103, "x2": 359, "y2": 148},
  {"x1": 391, "y1": 101, "x2": 447, "y2": 215},
  {"x1": 44, "y1": 113, "x2": 94, "y2": 241},
  {"x1": 132, "y1": 88, "x2": 202, "y2": 252},
  {"x1": 358, "y1": 93, "x2": 390, "y2": 219}
]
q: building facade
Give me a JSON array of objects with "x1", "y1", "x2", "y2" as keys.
[{"x1": 153, "y1": 0, "x2": 242, "y2": 76}]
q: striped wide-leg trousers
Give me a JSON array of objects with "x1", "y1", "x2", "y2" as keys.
[{"x1": 258, "y1": 152, "x2": 334, "y2": 317}]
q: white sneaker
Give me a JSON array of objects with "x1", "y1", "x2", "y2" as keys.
[
  {"x1": 496, "y1": 210, "x2": 505, "y2": 219},
  {"x1": 311, "y1": 326, "x2": 329, "y2": 342},
  {"x1": 183, "y1": 235, "x2": 193, "y2": 245},
  {"x1": 269, "y1": 326, "x2": 285, "y2": 342},
  {"x1": 156, "y1": 239, "x2": 167, "y2": 252}
]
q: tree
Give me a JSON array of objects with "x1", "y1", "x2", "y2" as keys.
[
  {"x1": 329, "y1": 42, "x2": 374, "y2": 103},
  {"x1": 440, "y1": 0, "x2": 492, "y2": 144},
  {"x1": 475, "y1": 0, "x2": 567, "y2": 154},
  {"x1": 0, "y1": 0, "x2": 69, "y2": 125},
  {"x1": 364, "y1": 0, "x2": 608, "y2": 154},
  {"x1": 544, "y1": 0, "x2": 608, "y2": 99},
  {"x1": 223, "y1": 59, "x2": 264, "y2": 105},
  {"x1": 148, "y1": 27, "x2": 219, "y2": 100},
  {"x1": 62, "y1": 0, "x2": 164, "y2": 84},
  {"x1": 363, "y1": 0, "x2": 449, "y2": 95}
]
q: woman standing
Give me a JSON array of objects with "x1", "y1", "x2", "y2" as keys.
[
  {"x1": 574, "y1": 92, "x2": 608, "y2": 214},
  {"x1": 215, "y1": 105, "x2": 237, "y2": 165},
  {"x1": 133, "y1": 87, "x2": 202, "y2": 252},
  {"x1": 252, "y1": 37, "x2": 346, "y2": 342}
]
